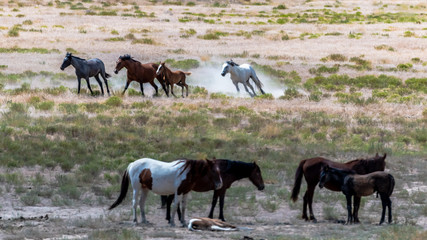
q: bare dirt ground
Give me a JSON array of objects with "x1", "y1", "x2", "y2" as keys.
[{"x1": 1, "y1": 0, "x2": 427, "y2": 239}]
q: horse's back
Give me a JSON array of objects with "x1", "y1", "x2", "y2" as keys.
[
  {"x1": 128, "y1": 158, "x2": 185, "y2": 195},
  {"x1": 349, "y1": 171, "x2": 392, "y2": 196}
]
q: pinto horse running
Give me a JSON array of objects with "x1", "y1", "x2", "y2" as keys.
[
  {"x1": 319, "y1": 165, "x2": 395, "y2": 225},
  {"x1": 163, "y1": 160, "x2": 265, "y2": 222},
  {"x1": 114, "y1": 54, "x2": 168, "y2": 96},
  {"x1": 108, "y1": 158, "x2": 223, "y2": 227},
  {"x1": 156, "y1": 62, "x2": 191, "y2": 98},
  {"x1": 220, "y1": 59, "x2": 265, "y2": 97},
  {"x1": 291, "y1": 153, "x2": 386, "y2": 222},
  {"x1": 60, "y1": 52, "x2": 111, "y2": 96}
]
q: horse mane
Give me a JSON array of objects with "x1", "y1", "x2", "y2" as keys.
[
  {"x1": 177, "y1": 159, "x2": 210, "y2": 178},
  {"x1": 226, "y1": 60, "x2": 239, "y2": 67},
  {"x1": 349, "y1": 153, "x2": 386, "y2": 172},
  {"x1": 120, "y1": 54, "x2": 140, "y2": 63},
  {"x1": 223, "y1": 160, "x2": 254, "y2": 178},
  {"x1": 67, "y1": 53, "x2": 86, "y2": 61}
]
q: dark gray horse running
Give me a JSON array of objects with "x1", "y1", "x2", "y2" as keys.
[{"x1": 60, "y1": 52, "x2": 111, "y2": 96}]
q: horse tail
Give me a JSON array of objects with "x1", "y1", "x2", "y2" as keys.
[
  {"x1": 108, "y1": 169, "x2": 130, "y2": 210},
  {"x1": 387, "y1": 174, "x2": 395, "y2": 197},
  {"x1": 184, "y1": 72, "x2": 191, "y2": 76},
  {"x1": 291, "y1": 160, "x2": 305, "y2": 202}
]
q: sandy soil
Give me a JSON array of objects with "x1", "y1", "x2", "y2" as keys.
[{"x1": 1, "y1": 0, "x2": 427, "y2": 239}]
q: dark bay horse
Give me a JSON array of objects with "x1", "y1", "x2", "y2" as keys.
[
  {"x1": 114, "y1": 54, "x2": 168, "y2": 96},
  {"x1": 156, "y1": 62, "x2": 190, "y2": 98},
  {"x1": 163, "y1": 160, "x2": 265, "y2": 222},
  {"x1": 60, "y1": 52, "x2": 111, "y2": 95},
  {"x1": 319, "y1": 166, "x2": 394, "y2": 225},
  {"x1": 291, "y1": 153, "x2": 386, "y2": 222},
  {"x1": 108, "y1": 158, "x2": 223, "y2": 227}
]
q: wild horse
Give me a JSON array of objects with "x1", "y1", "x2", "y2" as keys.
[
  {"x1": 156, "y1": 62, "x2": 191, "y2": 98},
  {"x1": 163, "y1": 159, "x2": 265, "y2": 222},
  {"x1": 291, "y1": 153, "x2": 387, "y2": 222},
  {"x1": 60, "y1": 52, "x2": 111, "y2": 96},
  {"x1": 114, "y1": 54, "x2": 168, "y2": 96},
  {"x1": 108, "y1": 158, "x2": 223, "y2": 227},
  {"x1": 319, "y1": 165, "x2": 394, "y2": 224},
  {"x1": 220, "y1": 59, "x2": 265, "y2": 97}
]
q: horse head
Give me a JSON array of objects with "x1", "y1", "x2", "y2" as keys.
[
  {"x1": 249, "y1": 162, "x2": 265, "y2": 190},
  {"x1": 114, "y1": 54, "x2": 131, "y2": 74},
  {"x1": 156, "y1": 62, "x2": 165, "y2": 76},
  {"x1": 60, "y1": 52, "x2": 72, "y2": 70},
  {"x1": 207, "y1": 159, "x2": 223, "y2": 190},
  {"x1": 220, "y1": 59, "x2": 235, "y2": 76}
]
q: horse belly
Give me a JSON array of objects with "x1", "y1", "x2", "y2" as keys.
[
  {"x1": 353, "y1": 183, "x2": 375, "y2": 196},
  {"x1": 150, "y1": 175, "x2": 176, "y2": 195}
]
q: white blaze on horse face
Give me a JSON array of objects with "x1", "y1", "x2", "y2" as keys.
[
  {"x1": 156, "y1": 64, "x2": 162, "y2": 75},
  {"x1": 221, "y1": 63, "x2": 229, "y2": 76}
]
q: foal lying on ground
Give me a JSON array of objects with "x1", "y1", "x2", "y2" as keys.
[{"x1": 319, "y1": 165, "x2": 395, "y2": 225}]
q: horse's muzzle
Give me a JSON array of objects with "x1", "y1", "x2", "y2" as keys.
[
  {"x1": 319, "y1": 183, "x2": 324, "y2": 189},
  {"x1": 60, "y1": 67, "x2": 64, "y2": 71},
  {"x1": 221, "y1": 72, "x2": 226, "y2": 77},
  {"x1": 258, "y1": 185, "x2": 265, "y2": 191},
  {"x1": 114, "y1": 69, "x2": 118, "y2": 74},
  {"x1": 215, "y1": 182, "x2": 223, "y2": 190}
]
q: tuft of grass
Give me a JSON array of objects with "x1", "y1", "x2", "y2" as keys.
[
  {"x1": 104, "y1": 96, "x2": 123, "y2": 107},
  {"x1": 321, "y1": 54, "x2": 347, "y2": 62},
  {"x1": 0, "y1": 46, "x2": 60, "y2": 54},
  {"x1": 131, "y1": 38, "x2": 156, "y2": 45},
  {"x1": 8, "y1": 24, "x2": 21, "y2": 37},
  {"x1": 374, "y1": 44, "x2": 395, "y2": 51},
  {"x1": 164, "y1": 59, "x2": 199, "y2": 70},
  {"x1": 36, "y1": 101, "x2": 55, "y2": 111}
]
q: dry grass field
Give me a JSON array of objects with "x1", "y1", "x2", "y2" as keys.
[{"x1": 1, "y1": 0, "x2": 427, "y2": 239}]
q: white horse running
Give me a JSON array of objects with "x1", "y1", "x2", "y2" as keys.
[
  {"x1": 220, "y1": 60, "x2": 265, "y2": 97},
  {"x1": 108, "y1": 158, "x2": 222, "y2": 227}
]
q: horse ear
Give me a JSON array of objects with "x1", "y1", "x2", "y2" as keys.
[
  {"x1": 382, "y1": 153, "x2": 387, "y2": 160},
  {"x1": 375, "y1": 152, "x2": 379, "y2": 157}
]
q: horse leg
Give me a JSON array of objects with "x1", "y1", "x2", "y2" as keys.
[
  {"x1": 353, "y1": 196, "x2": 361, "y2": 223},
  {"x1": 246, "y1": 81, "x2": 257, "y2": 96},
  {"x1": 85, "y1": 78, "x2": 94, "y2": 95},
  {"x1": 234, "y1": 82, "x2": 240, "y2": 92},
  {"x1": 180, "y1": 194, "x2": 188, "y2": 227},
  {"x1": 139, "y1": 82, "x2": 145, "y2": 96},
  {"x1": 139, "y1": 189, "x2": 149, "y2": 224},
  {"x1": 208, "y1": 190, "x2": 219, "y2": 219},
  {"x1": 149, "y1": 81, "x2": 158, "y2": 96},
  {"x1": 218, "y1": 190, "x2": 227, "y2": 222},
  {"x1": 184, "y1": 83, "x2": 189, "y2": 97},
  {"x1": 170, "y1": 83, "x2": 177, "y2": 97},
  {"x1": 387, "y1": 196, "x2": 392, "y2": 224},
  {"x1": 305, "y1": 185, "x2": 317, "y2": 222},
  {"x1": 132, "y1": 189, "x2": 140, "y2": 223},
  {"x1": 94, "y1": 75, "x2": 105, "y2": 96},
  {"x1": 122, "y1": 80, "x2": 130, "y2": 95},
  {"x1": 170, "y1": 194, "x2": 182, "y2": 227},
  {"x1": 101, "y1": 73, "x2": 110, "y2": 96},
  {"x1": 77, "y1": 77, "x2": 82, "y2": 94},
  {"x1": 242, "y1": 82, "x2": 254, "y2": 97},
  {"x1": 379, "y1": 193, "x2": 387, "y2": 225},
  {"x1": 345, "y1": 194, "x2": 353, "y2": 224}
]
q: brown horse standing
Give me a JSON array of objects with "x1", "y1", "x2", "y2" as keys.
[
  {"x1": 163, "y1": 159, "x2": 265, "y2": 222},
  {"x1": 156, "y1": 62, "x2": 190, "y2": 98},
  {"x1": 114, "y1": 55, "x2": 168, "y2": 96},
  {"x1": 291, "y1": 153, "x2": 386, "y2": 222},
  {"x1": 319, "y1": 166, "x2": 395, "y2": 225}
]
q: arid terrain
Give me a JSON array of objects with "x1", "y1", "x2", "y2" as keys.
[{"x1": 1, "y1": 0, "x2": 427, "y2": 239}]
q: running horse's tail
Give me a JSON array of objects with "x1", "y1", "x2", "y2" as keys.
[{"x1": 291, "y1": 159, "x2": 306, "y2": 202}]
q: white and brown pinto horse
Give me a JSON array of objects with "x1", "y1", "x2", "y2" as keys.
[
  {"x1": 220, "y1": 60, "x2": 265, "y2": 97},
  {"x1": 109, "y1": 158, "x2": 223, "y2": 227}
]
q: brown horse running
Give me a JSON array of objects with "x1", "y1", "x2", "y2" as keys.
[
  {"x1": 291, "y1": 153, "x2": 386, "y2": 222},
  {"x1": 156, "y1": 62, "x2": 190, "y2": 98},
  {"x1": 319, "y1": 166, "x2": 394, "y2": 225},
  {"x1": 163, "y1": 159, "x2": 265, "y2": 222},
  {"x1": 114, "y1": 54, "x2": 168, "y2": 96}
]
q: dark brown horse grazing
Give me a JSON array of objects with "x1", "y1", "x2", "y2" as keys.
[
  {"x1": 319, "y1": 166, "x2": 394, "y2": 225},
  {"x1": 291, "y1": 153, "x2": 386, "y2": 222},
  {"x1": 114, "y1": 55, "x2": 168, "y2": 96},
  {"x1": 163, "y1": 160, "x2": 265, "y2": 222},
  {"x1": 156, "y1": 62, "x2": 190, "y2": 98}
]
